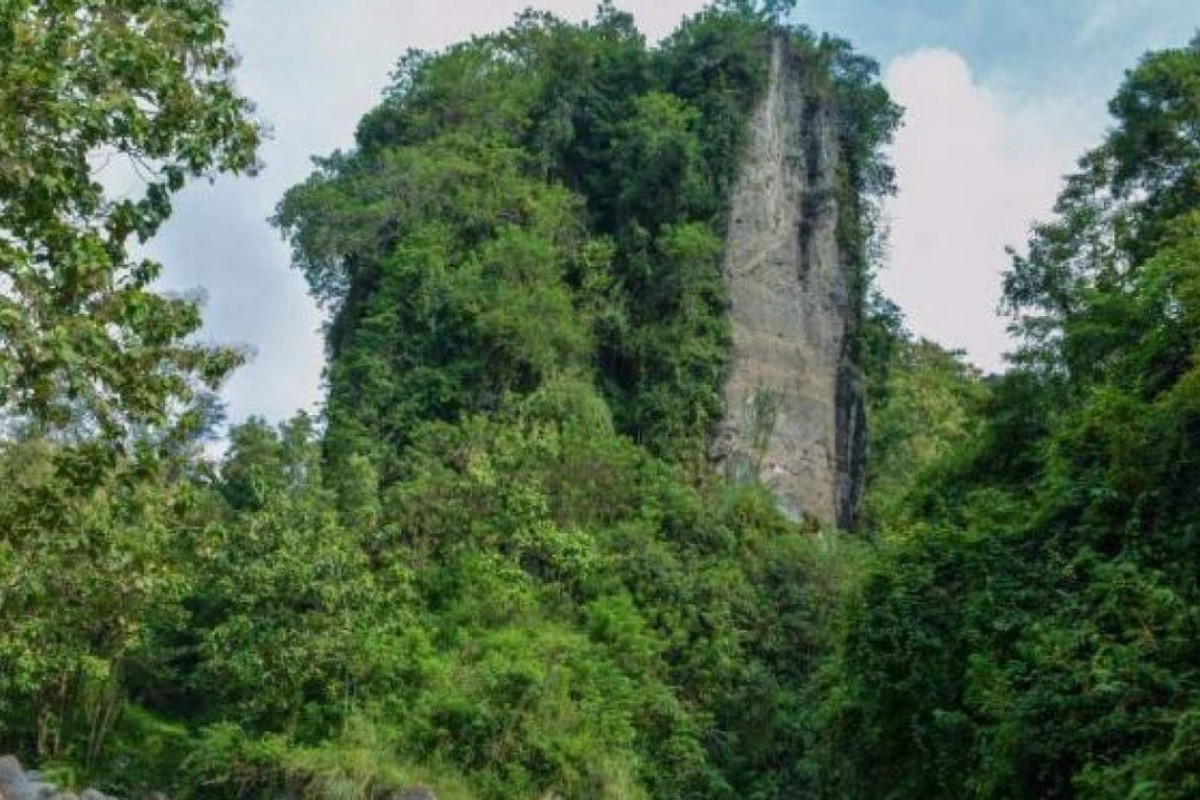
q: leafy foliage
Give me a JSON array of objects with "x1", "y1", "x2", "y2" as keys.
[
  {"x1": 2, "y1": 3, "x2": 901, "y2": 798},
  {"x1": 0, "y1": 0, "x2": 259, "y2": 435},
  {"x1": 277, "y1": 1, "x2": 894, "y2": 467},
  {"x1": 24, "y1": 2, "x2": 1200, "y2": 799},
  {"x1": 813, "y1": 34, "x2": 1200, "y2": 799}
]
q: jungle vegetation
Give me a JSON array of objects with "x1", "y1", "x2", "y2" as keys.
[{"x1": 1, "y1": 1, "x2": 1199, "y2": 798}]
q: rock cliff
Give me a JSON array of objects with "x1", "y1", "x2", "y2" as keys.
[
  {"x1": 714, "y1": 32, "x2": 866, "y2": 529},
  {"x1": 0, "y1": 755, "x2": 127, "y2": 800}
]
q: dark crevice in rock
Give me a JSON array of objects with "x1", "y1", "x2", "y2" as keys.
[{"x1": 714, "y1": 30, "x2": 867, "y2": 529}]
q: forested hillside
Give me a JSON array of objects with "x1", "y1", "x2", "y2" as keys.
[
  {"x1": 1, "y1": 0, "x2": 1199, "y2": 798},
  {"x1": 818, "y1": 35, "x2": 1200, "y2": 798}
]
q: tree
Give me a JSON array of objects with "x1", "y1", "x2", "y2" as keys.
[
  {"x1": 0, "y1": 0, "x2": 260, "y2": 436},
  {"x1": 814, "y1": 35, "x2": 1200, "y2": 800},
  {"x1": 712, "y1": 0, "x2": 799, "y2": 23},
  {"x1": 1004, "y1": 35, "x2": 1200, "y2": 381}
]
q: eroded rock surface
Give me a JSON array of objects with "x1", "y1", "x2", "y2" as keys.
[
  {"x1": 0, "y1": 756, "x2": 124, "y2": 800},
  {"x1": 0, "y1": 753, "x2": 438, "y2": 800},
  {"x1": 714, "y1": 32, "x2": 865, "y2": 528}
]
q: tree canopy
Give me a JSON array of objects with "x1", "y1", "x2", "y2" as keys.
[
  {"x1": 815, "y1": 34, "x2": 1200, "y2": 799},
  {"x1": 5, "y1": 2, "x2": 1200, "y2": 799},
  {"x1": 0, "y1": 0, "x2": 260, "y2": 436}
]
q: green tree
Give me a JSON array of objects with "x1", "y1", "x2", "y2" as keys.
[
  {"x1": 0, "y1": 438, "x2": 196, "y2": 764},
  {"x1": 0, "y1": 0, "x2": 260, "y2": 435},
  {"x1": 0, "y1": 4, "x2": 910, "y2": 796},
  {"x1": 816, "y1": 34, "x2": 1200, "y2": 800},
  {"x1": 866, "y1": 336, "x2": 986, "y2": 529}
]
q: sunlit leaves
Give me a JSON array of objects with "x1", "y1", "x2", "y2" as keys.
[{"x1": 0, "y1": 0, "x2": 260, "y2": 434}]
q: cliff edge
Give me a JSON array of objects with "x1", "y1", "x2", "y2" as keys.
[{"x1": 714, "y1": 32, "x2": 866, "y2": 529}]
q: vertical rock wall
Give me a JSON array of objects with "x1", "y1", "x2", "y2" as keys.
[{"x1": 713, "y1": 33, "x2": 866, "y2": 529}]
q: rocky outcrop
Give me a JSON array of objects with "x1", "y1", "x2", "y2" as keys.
[
  {"x1": 0, "y1": 754, "x2": 439, "y2": 800},
  {"x1": 713, "y1": 32, "x2": 865, "y2": 529},
  {"x1": 0, "y1": 756, "x2": 125, "y2": 800}
]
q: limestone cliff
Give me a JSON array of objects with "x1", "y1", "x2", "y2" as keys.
[{"x1": 713, "y1": 32, "x2": 866, "y2": 529}]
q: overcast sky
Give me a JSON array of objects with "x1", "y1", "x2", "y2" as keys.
[{"x1": 147, "y1": 0, "x2": 1200, "y2": 428}]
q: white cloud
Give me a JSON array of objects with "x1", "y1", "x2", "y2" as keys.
[{"x1": 880, "y1": 48, "x2": 1084, "y2": 372}]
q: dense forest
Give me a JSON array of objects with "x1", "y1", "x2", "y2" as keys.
[{"x1": 1, "y1": 0, "x2": 1199, "y2": 798}]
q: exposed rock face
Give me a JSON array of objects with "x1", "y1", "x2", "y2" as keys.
[
  {"x1": 0, "y1": 755, "x2": 35, "y2": 800},
  {"x1": 714, "y1": 32, "x2": 866, "y2": 529},
  {"x1": 0, "y1": 753, "x2": 436, "y2": 800},
  {"x1": 0, "y1": 756, "x2": 125, "y2": 800}
]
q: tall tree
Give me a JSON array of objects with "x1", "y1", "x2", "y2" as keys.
[{"x1": 0, "y1": 0, "x2": 260, "y2": 436}]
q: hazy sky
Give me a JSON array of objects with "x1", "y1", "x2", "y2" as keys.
[{"x1": 148, "y1": 0, "x2": 1199, "y2": 427}]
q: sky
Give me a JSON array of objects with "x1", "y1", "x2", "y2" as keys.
[{"x1": 147, "y1": 0, "x2": 1200, "y2": 427}]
